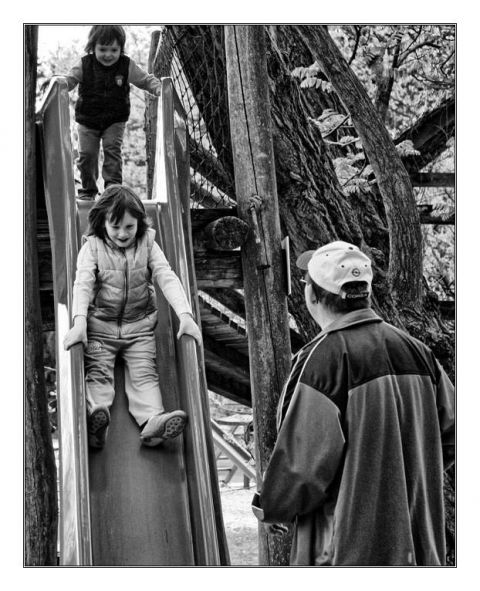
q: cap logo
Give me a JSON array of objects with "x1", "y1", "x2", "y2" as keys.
[{"x1": 351, "y1": 268, "x2": 360, "y2": 277}]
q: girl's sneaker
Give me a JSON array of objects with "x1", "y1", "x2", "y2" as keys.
[
  {"x1": 140, "y1": 410, "x2": 188, "y2": 447},
  {"x1": 88, "y1": 406, "x2": 110, "y2": 449}
]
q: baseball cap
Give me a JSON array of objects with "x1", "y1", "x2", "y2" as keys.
[{"x1": 296, "y1": 241, "x2": 373, "y2": 296}]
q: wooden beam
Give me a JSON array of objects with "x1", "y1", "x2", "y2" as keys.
[
  {"x1": 191, "y1": 177, "x2": 235, "y2": 208},
  {"x1": 410, "y1": 172, "x2": 455, "y2": 188},
  {"x1": 203, "y1": 287, "x2": 306, "y2": 353},
  {"x1": 225, "y1": 25, "x2": 293, "y2": 566},
  {"x1": 194, "y1": 251, "x2": 243, "y2": 289},
  {"x1": 202, "y1": 334, "x2": 249, "y2": 372},
  {"x1": 191, "y1": 208, "x2": 238, "y2": 229},
  {"x1": 189, "y1": 137, "x2": 236, "y2": 197},
  {"x1": 203, "y1": 350, "x2": 252, "y2": 406}
]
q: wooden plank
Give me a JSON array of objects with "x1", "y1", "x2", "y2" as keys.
[{"x1": 225, "y1": 25, "x2": 292, "y2": 565}]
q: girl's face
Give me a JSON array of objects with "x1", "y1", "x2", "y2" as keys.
[
  {"x1": 94, "y1": 39, "x2": 121, "y2": 67},
  {"x1": 105, "y1": 211, "x2": 138, "y2": 249}
]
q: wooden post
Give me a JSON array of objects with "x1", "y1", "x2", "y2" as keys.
[
  {"x1": 24, "y1": 24, "x2": 58, "y2": 565},
  {"x1": 225, "y1": 25, "x2": 292, "y2": 566},
  {"x1": 145, "y1": 30, "x2": 161, "y2": 199}
]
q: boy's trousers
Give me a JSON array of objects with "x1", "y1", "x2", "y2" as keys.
[
  {"x1": 84, "y1": 331, "x2": 164, "y2": 426},
  {"x1": 77, "y1": 122, "x2": 125, "y2": 199}
]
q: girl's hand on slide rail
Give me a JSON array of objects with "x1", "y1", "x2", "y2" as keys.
[
  {"x1": 64, "y1": 316, "x2": 88, "y2": 350},
  {"x1": 177, "y1": 313, "x2": 202, "y2": 346}
]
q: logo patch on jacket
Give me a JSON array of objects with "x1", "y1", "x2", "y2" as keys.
[{"x1": 115, "y1": 75, "x2": 124, "y2": 87}]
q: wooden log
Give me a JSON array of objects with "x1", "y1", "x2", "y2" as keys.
[
  {"x1": 204, "y1": 216, "x2": 249, "y2": 250},
  {"x1": 225, "y1": 25, "x2": 293, "y2": 566}
]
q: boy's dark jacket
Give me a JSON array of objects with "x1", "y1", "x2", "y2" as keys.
[
  {"x1": 252, "y1": 308, "x2": 455, "y2": 566},
  {"x1": 75, "y1": 54, "x2": 131, "y2": 130}
]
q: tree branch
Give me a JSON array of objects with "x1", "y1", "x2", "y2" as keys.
[
  {"x1": 297, "y1": 25, "x2": 423, "y2": 306},
  {"x1": 395, "y1": 96, "x2": 455, "y2": 172}
]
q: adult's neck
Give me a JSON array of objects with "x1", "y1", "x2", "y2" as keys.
[{"x1": 309, "y1": 301, "x2": 344, "y2": 332}]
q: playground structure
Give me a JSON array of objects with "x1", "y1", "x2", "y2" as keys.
[
  {"x1": 36, "y1": 76, "x2": 253, "y2": 565},
  {"x1": 33, "y1": 27, "x2": 299, "y2": 566}
]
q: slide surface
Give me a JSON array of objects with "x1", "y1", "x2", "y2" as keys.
[{"x1": 37, "y1": 78, "x2": 226, "y2": 565}]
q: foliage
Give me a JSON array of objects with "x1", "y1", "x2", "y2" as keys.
[
  {"x1": 291, "y1": 64, "x2": 333, "y2": 92},
  {"x1": 330, "y1": 25, "x2": 455, "y2": 136},
  {"x1": 290, "y1": 25, "x2": 455, "y2": 301}
]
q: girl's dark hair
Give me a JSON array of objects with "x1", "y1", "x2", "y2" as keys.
[
  {"x1": 310, "y1": 279, "x2": 371, "y2": 313},
  {"x1": 87, "y1": 185, "x2": 150, "y2": 241},
  {"x1": 84, "y1": 25, "x2": 126, "y2": 54}
]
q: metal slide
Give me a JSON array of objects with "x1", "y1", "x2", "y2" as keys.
[{"x1": 36, "y1": 78, "x2": 228, "y2": 566}]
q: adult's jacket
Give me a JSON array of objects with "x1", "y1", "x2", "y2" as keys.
[{"x1": 252, "y1": 308, "x2": 455, "y2": 566}]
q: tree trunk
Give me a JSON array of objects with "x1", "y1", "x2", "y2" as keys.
[{"x1": 24, "y1": 24, "x2": 58, "y2": 566}]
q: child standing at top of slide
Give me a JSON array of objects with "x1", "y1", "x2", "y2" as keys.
[
  {"x1": 64, "y1": 184, "x2": 202, "y2": 448},
  {"x1": 60, "y1": 25, "x2": 162, "y2": 200}
]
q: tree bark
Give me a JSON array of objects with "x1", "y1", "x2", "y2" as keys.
[
  {"x1": 24, "y1": 24, "x2": 58, "y2": 566},
  {"x1": 297, "y1": 25, "x2": 423, "y2": 308}
]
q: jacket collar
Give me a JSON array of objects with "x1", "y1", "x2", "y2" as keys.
[{"x1": 312, "y1": 308, "x2": 382, "y2": 342}]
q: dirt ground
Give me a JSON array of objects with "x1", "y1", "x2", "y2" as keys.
[{"x1": 219, "y1": 483, "x2": 259, "y2": 566}]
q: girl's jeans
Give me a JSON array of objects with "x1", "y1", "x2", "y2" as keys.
[
  {"x1": 77, "y1": 122, "x2": 126, "y2": 199},
  {"x1": 84, "y1": 331, "x2": 164, "y2": 426}
]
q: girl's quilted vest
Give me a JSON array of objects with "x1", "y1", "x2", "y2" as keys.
[{"x1": 86, "y1": 229, "x2": 156, "y2": 327}]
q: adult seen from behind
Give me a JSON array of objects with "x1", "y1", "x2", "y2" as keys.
[{"x1": 252, "y1": 241, "x2": 455, "y2": 566}]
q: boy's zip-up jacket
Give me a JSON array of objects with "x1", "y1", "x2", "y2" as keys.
[
  {"x1": 252, "y1": 308, "x2": 455, "y2": 566},
  {"x1": 72, "y1": 228, "x2": 192, "y2": 338}
]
